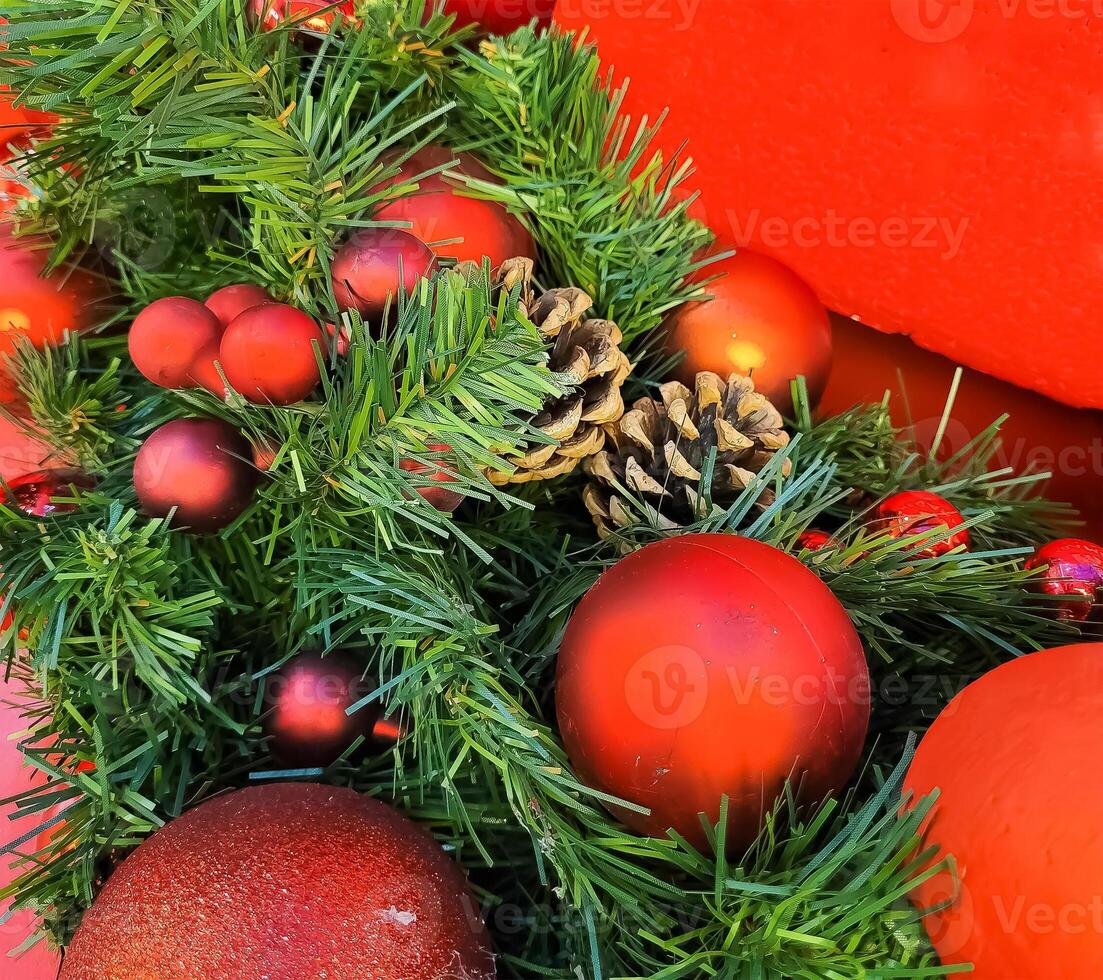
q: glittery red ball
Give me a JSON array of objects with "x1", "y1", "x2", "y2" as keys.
[
  {"x1": 399, "y1": 443, "x2": 465, "y2": 513},
  {"x1": 219, "y1": 303, "x2": 325, "y2": 405},
  {"x1": 204, "y1": 283, "x2": 273, "y2": 326},
  {"x1": 127, "y1": 296, "x2": 224, "y2": 390},
  {"x1": 375, "y1": 145, "x2": 536, "y2": 266},
  {"x1": 263, "y1": 651, "x2": 384, "y2": 768},
  {"x1": 874, "y1": 490, "x2": 969, "y2": 558},
  {"x1": 556, "y1": 534, "x2": 870, "y2": 851},
  {"x1": 1025, "y1": 537, "x2": 1103, "y2": 621},
  {"x1": 133, "y1": 418, "x2": 257, "y2": 532},
  {"x1": 331, "y1": 228, "x2": 436, "y2": 323},
  {"x1": 60, "y1": 783, "x2": 495, "y2": 980},
  {"x1": 5, "y1": 468, "x2": 94, "y2": 517}
]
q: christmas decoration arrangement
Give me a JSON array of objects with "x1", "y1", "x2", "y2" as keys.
[{"x1": 0, "y1": 4, "x2": 1094, "y2": 978}]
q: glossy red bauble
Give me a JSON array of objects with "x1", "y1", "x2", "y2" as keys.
[
  {"x1": 5, "y1": 468, "x2": 93, "y2": 517},
  {"x1": 1025, "y1": 538, "x2": 1103, "y2": 621},
  {"x1": 220, "y1": 303, "x2": 325, "y2": 405},
  {"x1": 204, "y1": 283, "x2": 273, "y2": 326},
  {"x1": 127, "y1": 296, "x2": 224, "y2": 390},
  {"x1": 795, "y1": 528, "x2": 833, "y2": 551},
  {"x1": 133, "y1": 418, "x2": 257, "y2": 533},
  {"x1": 399, "y1": 443, "x2": 464, "y2": 513},
  {"x1": 441, "y1": 0, "x2": 555, "y2": 33},
  {"x1": 330, "y1": 228, "x2": 435, "y2": 323},
  {"x1": 556, "y1": 533, "x2": 870, "y2": 850},
  {"x1": 664, "y1": 251, "x2": 832, "y2": 414},
  {"x1": 248, "y1": 0, "x2": 354, "y2": 33},
  {"x1": 904, "y1": 644, "x2": 1103, "y2": 979},
  {"x1": 875, "y1": 490, "x2": 969, "y2": 558},
  {"x1": 60, "y1": 783, "x2": 495, "y2": 980},
  {"x1": 375, "y1": 145, "x2": 536, "y2": 266}
]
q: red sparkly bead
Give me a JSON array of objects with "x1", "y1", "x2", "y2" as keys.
[
  {"x1": 1025, "y1": 538, "x2": 1103, "y2": 621},
  {"x1": 5, "y1": 468, "x2": 94, "y2": 517},
  {"x1": 874, "y1": 490, "x2": 969, "y2": 558}
]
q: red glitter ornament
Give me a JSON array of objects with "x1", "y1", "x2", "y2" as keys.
[
  {"x1": 219, "y1": 303, "x2": 325, "y2": 405},
  {"x1": 664, "y1": 251, "x2": 832, "y2": 414},
  {"x1": 375, "y1": 145, "x2": 536, "y2": 266},
  {"x1": 795, "y1": 528, "x2": 833, "y2": 551},
  {"x1": 874, "y1": 490, "x2": 969, "y2": 558},
  {"x1": 133, "y1": 418, "x2": 257, "y2": 533},
  {"x1": 204, "y1": 283, "x2": 273, "y2": 326},
  {"x1": 127, "y1": 296, "x2": 224, "y2": 390},
  {"x1": 263, "y1": 651, "x2": 397, "y2": 768},
  {"x1": 4, "y1": 468, "x2": 93, "y2": 517},
  {"x1": 248, "y1": 0, "x2": 354, "y2": 33},
  {"x1": 555, "y1": 533, "x2": 870, "y2": 851},
  {"x1": 1025, "y1": 538, "x2": 1103, "y2": 621},
  {"x1": 59, "y1": 783, "x2": 495, "y2": 980},
  {"x1": 330, "y1": 228, "x2": 435, "y2": 323},
  {"x1": 399, "y1": 443, "x2": 464, "y2": 513}
]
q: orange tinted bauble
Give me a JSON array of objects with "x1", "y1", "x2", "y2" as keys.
[
  {"x1": 665, "y1": 251, "x2": 832, "y2": 413},
  {"x1": 904, "y1": 643, "x2": 1103, "y2": 978}
]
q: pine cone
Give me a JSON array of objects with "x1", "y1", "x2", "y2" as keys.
[
  {"x1": 488, "y1": 259, "x2": 632, "y2": 485},
  {"x1": 582, "y1": 372, "x2": 792, "y2": 540}
]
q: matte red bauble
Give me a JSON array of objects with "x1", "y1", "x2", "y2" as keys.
[
  {"x1": 904, "y1": 644, "x2": 1103, "y2": 979},
  {"x1": 664, "y1": 251, "x2": 832, "y2": 414},
  {"x1": 399, "y1": 443, "x2": 464, "y2": 513},
  {"x1": 556, "y1": 533, "x2": 870, "y2": 850},
  {"x1": 263, "y1": 651, "x2": 393, "y2": 768},
  {"x1": 248, "y1": 0, "x2": 354, "y2": 33},
  {"x1": 5, "y1": 468, "x2": 94, "y2": 517},
  {"x1": 330, "y1": 228, "x2": 435, "y2": 322},
  {"x1": 204, "y1": 282, "x2": 272, "y2": 326},
  {"x1": 375, "y1": 145, "x2": 536, "y2": 266},
  {"x1": 127, "y1": 296, "x2": 224, "y2": 390},
  {"x1": 133, "y1": 418, "x2": 257, "y2": 532},
  {"x1": 875, "y1": 490, "x2": 969, "y2": 558},
  {"x1": 1024, "y1": 537, "x2": 1103, "y2": 621},
  {"x1": 220, "y1": 303, "x2": 325, "y2": 405},
  {"x1": 60, "y1": 784, "x2": 495, "y2": 980}
]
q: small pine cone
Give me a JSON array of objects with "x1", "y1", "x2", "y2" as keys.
[
  {"x1": 488, "y1": 260, "x2": 632, "y2": 485},
  {"x1": 582, "y1": 371, "x2": 792, "y2": 540}
]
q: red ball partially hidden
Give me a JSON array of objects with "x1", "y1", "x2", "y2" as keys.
[
  {"x1": 399, "y1": 443, "x2": 464, "y2": 513},
  {"x1": 133, "y1": 418, "x2": 257, "y2": 532},
  {"x1": 128, "y1": 296, "x2": 224, "y2": 390},
  {"x1": 220, "y1": 303, "x2": 325, "y2": 405},
  {"x1": 204, "y1": 283, "x2": 273, "y2": 326},
  {"x1": 875, "y1": 490, "x2": 969, "y2": 558},
  {"x1": 375, "y1": 145, "x2": 536, "y2": 266},
  {"x1": 556, "y1": 533, "x2": 870, "y2": 851},
  {"x1": 331, "y1": 228, "x2": 436, "y2": 322},
  {"x1": 664, "y1": 251, "x2": 832, "y2": 414},
  {"x1": 441, "y1": 0, "x2": 554, "y2": 33},
  {"x1": 5, "y1": 468, "x2": 94, "y2": 517},
  {"x1": 60, "y1": 784, "x2": 495, "y2": 980},
  {"x1": 248, "y1": 0, "x2": 354, "y2": 33},
  {"x1": 1025, "y1": 538, "x2": 1103, "y2": 621}
]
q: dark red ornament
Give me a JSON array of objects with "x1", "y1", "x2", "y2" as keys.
[
  {"x1": 375, "y1": 145, "x2": 536, "y2": 266},
  {"x1": 263, "y1": 651, "x2": 398, "y2": 768},
  {"x1": 795, "y1": 528, "x2": 833, "y2": 551},
  {"x1": 1025, "y1": 538, "x2": 1103, "y2": 621},
  {"x1": 128, "y1": 296, "x2": 224, "y2": 390},
  {"x1": 555, "y1": 533, "x2": 870, "y2": 851},
  {"x1": 60, "y1": 783, "x2": 495, "y2": 980},
  {"x1": 331, "y1": 228, "x2": 436, "y2": 323},
  {"x1": 133, "y1": 418, "x2": 257, "y2": 533},
  {"x1": 399, "y1": 443, "x2": 464, "y2": 513},
  {"x1": 204, "y1": 283, "x2": 273, "y2": 326},
  {"x1": 440, "y1": 0, "x2": 555, "y2": 34},
  {"x1": 248, "y1": 0, "x2": 354, "y2": 33},
  {"x1": 874, "y1": 490, "x2": 969, "y2": 558},
  {"x1": 5, "y1": 468, "x2": 93, "y2": 517},
  {"x1": 220, "y1": 303, "x2": 325, "y2": 405}
]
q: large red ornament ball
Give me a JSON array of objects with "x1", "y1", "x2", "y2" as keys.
[
  {"x1": 904, "y1": 643, "x2": 1103, "y2": 979},
  {"x1": 220, "y1": 303, "x2": 325, "y2": 405},
  {"x1": 875, "y1": 490, "x2": 969, "y2": 558},
  {"x1": 1024, "y1": 537, "x2": 1103, "y2": 621},
  {"x1": 441, "y1": 0, "x2": 555, "y2": 33},
  {"x1": 330, "y1": 228, "x2": 436, "y2": 322},
  {"x1": 60, "y1": 783, "x2": 495, "y2": 980},
  {"x1": 399, "y1": 442, "x2": 464, "y2": 513},
  {"x1": 133, "y1": 418, "x2": 257, "y2": 532},
  {"x1": 127, "y1": 296, "x2": 224, "y2": 390},
  {"x1": 5, "y1": 468, "x2": 94, "y2": 517},
  {"x1": 375, "y1": 145, "x2": 536, "y2": 266},
  {"x1": 664, "y1": 250, "x2": 832, "y2": 414},
  {"x1": 555, "y1": 533, "x2": 870, "y2": 850},
  {"x1": 204, "y1": 282, "x2": 272, "y2": 326}
]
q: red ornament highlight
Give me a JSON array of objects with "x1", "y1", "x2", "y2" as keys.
[
  {"x1": 555, "y1": 533, "x2": 870, "y2": 850},
  {"x1": 204, "y1": 283, "x2": 273, "y2": 326},
  {"x1": 399, "y1": 443, "x2": 464, "y2": 513},
  {"x1": 664, "y1": 251, "x2": 832, "y2": 414},
  {"x1": 59, "y1": 784, "x2": 495, "y2": 980},
  {"x1": 1025, "y1": 537, "x2": 1103, "y2": 621},
  {"x1": 874, "y1": 490, "x2": 969, "y2": 558},
  {"x1": 133, "y1": 418, "x2": 257, "y2": 532},
  {"x1": 331, "y1": 228, "x2": 435, "y2": 323},
  {"x1": 905, "y1": 644, "x2": 1103, "y2": 979},
  {"x1": 219, "y1": 303, "x2": 325, "y2": 405},
  {"x1": 5, "y1": 468, "x2": 93, "y2": 517},
  {"x1": 127, "y1": 296, "x2": 224, "y2": 390},
  {"x1": 375, "y1": 145, "x2": 536, "y2": 266}
]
